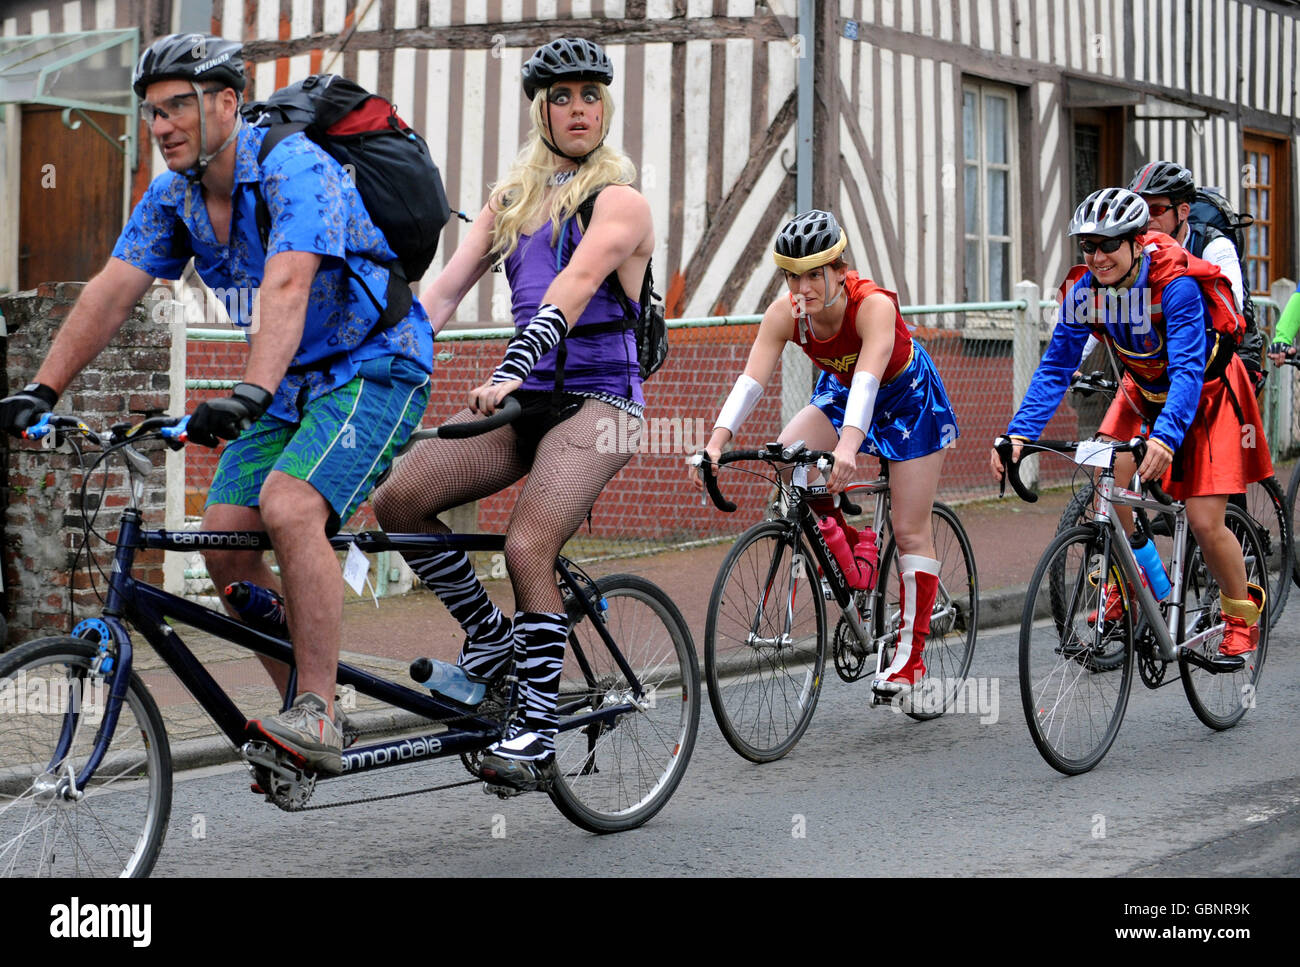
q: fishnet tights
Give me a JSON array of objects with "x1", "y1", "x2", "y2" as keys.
[{"x1": 373, "y1": 399, "x2": 638, "y2": 612}]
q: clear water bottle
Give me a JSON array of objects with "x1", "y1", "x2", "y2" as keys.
[
  {"x1": 1129, "y1": 533, "x2": 1172, "y2": 600},
  {"x1": 224, "y1": 581, "x2": 289, "y2": 638},
  {"x1": 409, "y1": 657, "x2": 486, "y2": 705}
]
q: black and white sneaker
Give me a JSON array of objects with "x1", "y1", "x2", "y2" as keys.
[{"x1": 479, "y1": 732, "x2": 555, "y2": 791}]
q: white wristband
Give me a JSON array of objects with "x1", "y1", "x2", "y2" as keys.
[
  {"x1": 714, "y1": 374, "x2": 764, "y2": 434},
  {"x1": 843, "y1": 371, "x2": 880, "y2": 434}
]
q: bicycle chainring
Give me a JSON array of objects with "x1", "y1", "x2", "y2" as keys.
[
  {"x1": 1136, "y1": 626, "x2": 1169, "y2": 688},
  {"x1": 242, "y1": 740, "x2": 317, "y2": 812},
  {"x1": 832, "y1": 618, "x2": 870, "y2": 682}
]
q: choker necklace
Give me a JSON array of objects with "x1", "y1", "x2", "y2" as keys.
[{"x1": 549, "y1": 168, "x2": 578, "y2": 186}]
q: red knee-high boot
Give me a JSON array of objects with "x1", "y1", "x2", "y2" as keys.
[{"x1": 874, "y1": 555, "x2": 940, "y2": 694}]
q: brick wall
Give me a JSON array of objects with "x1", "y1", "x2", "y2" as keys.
[
  {"x1": 1, "y1": 284, "x2": 170, "y2": 646},
  {"x1": 183, "y1": 322, "x2": 1091, "y2": 540}
]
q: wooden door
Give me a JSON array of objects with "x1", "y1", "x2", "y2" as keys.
[
  {"x1": 1243, "y1": 132, "x2": 1292, "y2": 297},
  {"x1": 18, "y1": 106, "x2": 125, "y2": 289}
]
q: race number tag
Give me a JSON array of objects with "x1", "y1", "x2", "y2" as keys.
[
  {"x1": 343, "y1": 543, "x2": 379, "y2": 607},
  {"x1": 1074, "y1": 440, "x2": 1110, "y2": 468}
]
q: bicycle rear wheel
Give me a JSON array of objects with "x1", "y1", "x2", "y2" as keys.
[
  {"x1": 1020, "y1": 527, "x2": 1134, "y2": 775},
  {"x1": 0, "y1": 637, "x2": 172, "y2": 877},
  {"x1": 549, "y1": 575, "x2": 699, "y2": 833},
  {"x1": 1179, "y1": 505, "x2": 1269, "y2": 731},
  {"x1": 705, "y1": 520, "x2": 826, "y2": 763},
  {"x1": 875, "y1": 502, "x2": 979, "y2": 719}
]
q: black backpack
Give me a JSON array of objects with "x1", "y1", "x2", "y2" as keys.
[
  {"x1": 561, "y1": 189, "x2": 668, "y2": 382},
  {"x1": 1187, "y1": 186, "x2": 1263, "y2": 386},
  {"x1": 240, "y1": 74, "x2": 451, "y2": 331}
]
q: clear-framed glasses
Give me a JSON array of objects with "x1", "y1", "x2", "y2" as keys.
[{"x1": 138, "y1": 88, "x2": 222, "y2": 124}]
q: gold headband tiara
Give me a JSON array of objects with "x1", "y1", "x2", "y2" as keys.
[{"x1": 772, "y1": 229, "x2": 847, "y2": 273}]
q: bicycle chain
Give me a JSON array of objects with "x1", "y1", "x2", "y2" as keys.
[{"x1": 261, "y1": 688, "x2": 516, "y2": 812}]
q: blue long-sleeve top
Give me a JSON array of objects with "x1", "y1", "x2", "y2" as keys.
[{"x1": 1007, "y1": 255, "x2": 1210, "y2": 452}]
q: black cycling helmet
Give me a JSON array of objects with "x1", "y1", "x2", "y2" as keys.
[
  {"x1": 1068, "y1": 188, "x2": 1149, "y2": 238},
  {"x1": 1128, "y1": 160, "x2": 1196, "y2": 203},
  {"x1": 133, "y1": 33, "x2": 246, "y2": 97},
  {"x1": 521, "y1": 38, "x2": 614, "y2": 101},
  {"x1": 773, "y1": 210, "x2": 847, "y2": 273}
]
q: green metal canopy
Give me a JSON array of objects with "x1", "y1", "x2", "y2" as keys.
[{"x1": 0, "y1": 29, "x2": 138, "y2": 164}]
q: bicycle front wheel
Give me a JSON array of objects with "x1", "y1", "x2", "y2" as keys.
[
  {"x1": 875, "y1": 502, "x2": 979, "y2": 720},
  {"x1": 705, "y1": 520, "x2": 826, "y2": 762},
  {"x1": 1179, "y1": 504, "x2": 1269, "y2": 731},
  {"x1": 1020, "y1": 527, "x2": 1134, "y2": 775},
  {"x1": 0, "y1": 636, "x2": 173, "y2": 877},
  {"x1": 549, "y1": 575, "x2": 700, "y2": 833}
]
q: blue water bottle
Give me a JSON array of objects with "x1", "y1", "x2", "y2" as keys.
[
  {"x1": 409, "y1": 657, "x2": 486, "y2": 705},
  {"x1": 224, "y1": 582, "x2": 289, "y2": 638},
  {"x1": 1129, "y1": 533, "x2": 1172, "y2": 600}
]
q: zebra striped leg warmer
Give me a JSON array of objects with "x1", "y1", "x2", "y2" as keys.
[
  {"x1": 495, "y1": 610, "x2": 569, "y2": 760},
  {"x1": 404, "y1": 550, "x2": 513, "y2": 680}
]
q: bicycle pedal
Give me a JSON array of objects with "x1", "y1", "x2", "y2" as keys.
[
  {"x1": 241, "y1": 740, "x2": 308, "y2": 779},
  {"x1": 482, "y1": 781, "x2": 527, "y2": 799}
]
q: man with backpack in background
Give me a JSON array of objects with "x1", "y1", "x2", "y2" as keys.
[
  {"x1": 0, "y1": 33, "x2": 433, "y2": 774},
  {"x1": 1128, "y1": 161, "x2": 1266, "y2": 388}
]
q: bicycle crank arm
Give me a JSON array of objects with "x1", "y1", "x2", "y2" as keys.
[{"x1": 1178, "y1": 640, "x2": 1247, "y2": 674}]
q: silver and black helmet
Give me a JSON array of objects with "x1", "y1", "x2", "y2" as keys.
[
  {"x1": 773, "y1": 210, "x2": 847, "y2": 273},
  {"x1": 133, "y1": 33, "x2": 245, "y2": 98},
  {"x1": 1068, "y1": 188, "x2": 1149, "y2": 238}
]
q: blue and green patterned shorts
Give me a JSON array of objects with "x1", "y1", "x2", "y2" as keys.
[{"x1": 206, "y1": 355, "x2": 430, "y2": 533}]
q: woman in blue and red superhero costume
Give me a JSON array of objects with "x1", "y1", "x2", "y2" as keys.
[
  {"x1": 990, "y1": 187, "x2": 1271, "y2": 656},
  {"x1": 373, "y1": 38, "x2": 653, "y2": 790},
  {"x1": 696, "y1": 209, "x2": 960, "y2": 697}
]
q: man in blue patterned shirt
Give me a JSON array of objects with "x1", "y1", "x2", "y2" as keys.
[{"x1": 0, "y1": 34, "x2": 433, "y2": 774}]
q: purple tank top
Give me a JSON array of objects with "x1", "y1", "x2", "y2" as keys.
[{"x1": 504, "y1": 216, "x2": 644, "y2": 405}]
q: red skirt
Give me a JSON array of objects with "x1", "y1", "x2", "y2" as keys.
[{"x1": 1098, "y1": 356, "x2": 1273, "y2": 499}]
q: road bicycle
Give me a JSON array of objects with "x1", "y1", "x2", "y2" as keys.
[
  {"x1": 697, "y1": 442, "x2": 978, "y2": 762},
  {"x1": 1056, "y1": 370, "x2": 1291, "y2": 628},
  {"x1": 0, "y1": 401, "x2": 700, "y2": 876},
  {"x1": 996, "y1": 436, "x2": 1268, "y2": 775}
]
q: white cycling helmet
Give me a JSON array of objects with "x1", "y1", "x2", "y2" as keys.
[{"x1": 1068, "y1": 188, "x2": 1149, "y2": 238}]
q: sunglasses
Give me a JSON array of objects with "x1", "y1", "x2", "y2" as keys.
[
  {"x1": 1079, "y1": 238, "x2": 1126, "y2": 255},
  {"x1": 1146, "y1": 203, "x2": 1176, "y2": 217},
  {"x1": 139, "y1": 88, "x2": 223, "y2": 124}
]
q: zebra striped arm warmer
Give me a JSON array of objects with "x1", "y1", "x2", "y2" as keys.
[{"x1": 491, "y1": 304, "x2": 569, "y2": 384}]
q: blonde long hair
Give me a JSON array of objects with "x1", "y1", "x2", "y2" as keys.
[{"x1": 488, "y1": 84, "x2": 637, "y2": 262}]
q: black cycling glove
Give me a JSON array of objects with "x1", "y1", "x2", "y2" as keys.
[
  {"x1": 186, "y1": 382, "x2": 274, "y2": 448},
  {"x1": 1268, "y1": 341, "x2": 1294, "y2": 358},
  {"x1": 0, "y1": 382, "x2": 58, "y2": 438},
  {"x1": 491, "y1": 304, "x2": 567, "y2": 384}
]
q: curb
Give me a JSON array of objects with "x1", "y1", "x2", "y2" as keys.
[{"x1": 168, "y1": 706, "x2": 435, "y2": 774}]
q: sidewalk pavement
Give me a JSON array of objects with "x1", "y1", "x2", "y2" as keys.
[{"x1": 124, "y1": 485, "x2": 1081, "y2": 770}]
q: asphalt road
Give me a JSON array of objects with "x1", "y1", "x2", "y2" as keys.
[{"x1": 149, "y1": 608, "x2": 1300, "y2": 879}]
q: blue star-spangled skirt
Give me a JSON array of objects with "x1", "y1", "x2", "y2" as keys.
[{"x1": 809, "y1": 342, "x2": 959, "y2": 462}]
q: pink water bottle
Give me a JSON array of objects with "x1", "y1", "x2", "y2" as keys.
[
  {"x1": 854, "y1": 527, "x2": 879, "y2": 591},
  {"x1": 819, "y1": 517, "x2": 872, "y2": 590}
]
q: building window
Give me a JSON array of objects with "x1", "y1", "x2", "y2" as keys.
[{"x1": 963, "y1": 81, "x2": 1020, "y2": 301}]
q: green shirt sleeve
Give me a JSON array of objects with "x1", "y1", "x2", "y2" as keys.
[{"x1": 1275, "y1": 292, "x2": 1300, "y2": 346}]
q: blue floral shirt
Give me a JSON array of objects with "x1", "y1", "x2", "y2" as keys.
[{"x1": 111, "y1": 123, "x2": 432, "y2": 422}]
